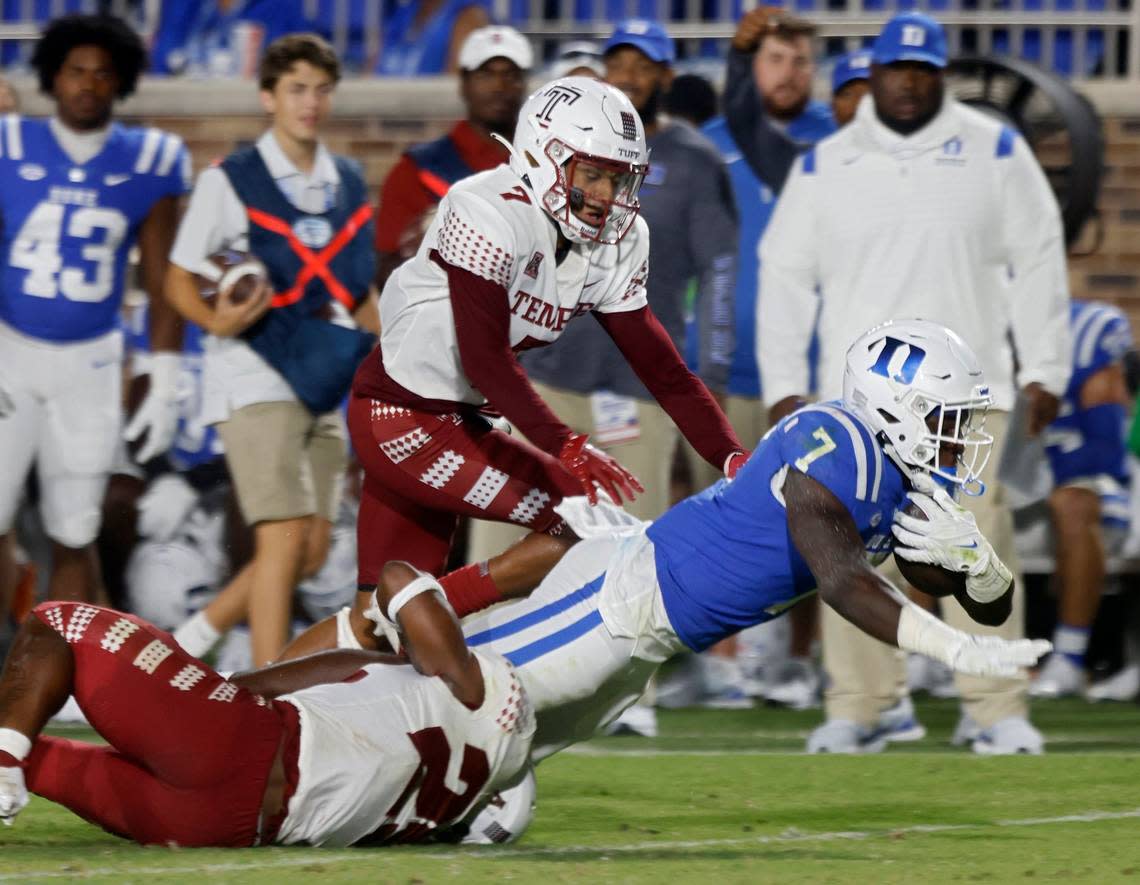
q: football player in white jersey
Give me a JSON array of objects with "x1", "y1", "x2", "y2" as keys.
[
  {"x1": 347, "y1": 76, "x2": 747, "y2": 637},
  {"x1": 0, "y1": 16, "x2": 190, "y2": 613},
  {"x1": 0, "y1": 561, "x2": 533, "y2": 847}
]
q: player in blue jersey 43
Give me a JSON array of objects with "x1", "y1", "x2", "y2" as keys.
[
  {"x1": 0, "y1": 15, "x2": 191, "y2": 612},
  {"x1": 295, "y1": 319, "x2": 1050, "y2": 759}
]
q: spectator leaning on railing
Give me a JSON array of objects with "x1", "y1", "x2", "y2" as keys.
[{"x1": 758, "y1": 12, "x2": 1071, "y2": 755}]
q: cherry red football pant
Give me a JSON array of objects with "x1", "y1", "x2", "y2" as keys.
[
  {"x1": 349, "y1": 394, "x2": 578, "y2": 583},
  {"x1": 24, "y1": 602, "x2": 297, "y2": 847}
]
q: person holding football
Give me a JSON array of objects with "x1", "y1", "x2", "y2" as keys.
[{"x1": 165, "y1": 33, "x2": 377, "y2": 666}]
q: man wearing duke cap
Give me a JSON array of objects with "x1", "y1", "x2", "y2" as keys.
[{"x1": 758, "y1": 11, "x2": 1071, "y2": 755}]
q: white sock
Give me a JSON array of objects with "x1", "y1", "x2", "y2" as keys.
[
  {"x1": 1053, "y1": 624, "x2": 1090, "y2": 666},
  {"x1": 173, "y1": 611, "x2": 222, "y2": 657}
]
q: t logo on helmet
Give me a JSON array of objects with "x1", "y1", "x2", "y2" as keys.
[
  {"x1": 869, "y1": 336, "x2": 927, "y2": 384},
  {"x1": 536, "y1": 84, "x2": 583, "y2": 122}
]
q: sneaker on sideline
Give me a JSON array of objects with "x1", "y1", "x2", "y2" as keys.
[
  {"x1": 764, "y1": 658, "x2": 821, "y2": 710},
  {"x1": 604, "y1": 703, "x2": 658, "y2": 738},
  {"x1": 1029, "y1": 654, "x2": 1084, "y2": 699},
  {"x1": 874, "y1": 695, "x2": 927, "y2": 743},
  {"x1": 971, "y1": 716, "x2": 1044, "y2": 755},
  {"x1": 1086, "y1": 664, "x2": 1140, "y2": 703},
  {"x1": 806, "y1": 719, "x2": 887, "y2": 754}
]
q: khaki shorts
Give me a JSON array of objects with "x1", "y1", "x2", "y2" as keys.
[{"x1": 217, "y1": 400, "x2": 346, "y2": 525}]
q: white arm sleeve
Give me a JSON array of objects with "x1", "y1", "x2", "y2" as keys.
[
  {"x1": 1000, "y1": 134, "x2": 1072, "y2": 397},
  {"x1": 758, "y1": 156, "x2": 822, "y2": 407}
]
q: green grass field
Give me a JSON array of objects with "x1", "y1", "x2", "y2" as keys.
[{"x1": 2, "y1": 697, "x2": 1139, "y2": 884}]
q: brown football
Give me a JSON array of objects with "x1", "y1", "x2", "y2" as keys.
[
  {"x1": 196, "y1": 250, "x2": 268, "y2": 306},
  {"x1": 894, "y1": 500, "x2": 968, "y2": 599}
]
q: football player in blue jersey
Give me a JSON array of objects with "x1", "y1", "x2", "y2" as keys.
[
  {"x1": 292, "y1": 319, "x2": 1051, "y2": 759},
  {"x1": 0, "y1": 14, "x2": 191, "y2": 613},
  {"x1": 1031, "y1": 301, "x2": 1134, "y2": 698}
]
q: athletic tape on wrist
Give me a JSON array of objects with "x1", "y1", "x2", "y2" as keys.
[
  {"x1": 0, "y1": 728, "x2": 31, "y2": 763},
  {"x1": 387, "y1": 575, "x2": 445, "y2": 623},
  {"x1": 897, "y1": 603, "x2": 965, "y2": 668}
]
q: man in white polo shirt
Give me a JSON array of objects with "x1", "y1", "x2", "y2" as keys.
[
  {"x1": 164, "y1": 33, "x2": 377, "y2": 666},
  {"x1": 758, "y1": 12, "x2": 1071, "y2": 754}
]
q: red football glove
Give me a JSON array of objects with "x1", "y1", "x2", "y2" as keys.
[
  {"x1": 558, "y1": 433, "x2": 644, "y2": 506},
  {"x1": 724, "y1": 450, "x2": 750, "y2": 480}
]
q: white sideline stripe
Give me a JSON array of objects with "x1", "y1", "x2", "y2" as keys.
[{"x1": 3, "y1": 807, "x2": 1139, "y2": 879}]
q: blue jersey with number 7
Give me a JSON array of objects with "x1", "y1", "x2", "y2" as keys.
[
  {"x1": 647, "y1": 401, "x2": 909, "y2": 652},
  {"x1": 0, "y1": 116, "x2": 190, "y2": 342}
]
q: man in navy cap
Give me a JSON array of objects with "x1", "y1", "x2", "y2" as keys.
[
  {"x1": 829, "y1": 47, "x2": 872, "y2": 126},
  {"x1": 759, "y1": 11, "x2": 1071, "y2": 755}
]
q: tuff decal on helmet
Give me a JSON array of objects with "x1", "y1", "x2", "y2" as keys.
[
  {"x1": 843, "y1": 319, "x2": 994, "y2": 494},
  {"x1": 504, "y1": 76, "x2": 650, "y2": 245}
]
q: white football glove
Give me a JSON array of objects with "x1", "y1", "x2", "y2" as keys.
[
  {"x1": 0, "y1": 766, "x2": 28, "y2": 826},
  {"x1": 892, "y1": 473, "x2": 1011, "y2": 603},
  {"x1": 136, "y1": 474, "x2": 199, "y2": 542},
  {"x1": 897, "y1": 603, "x2": 1051, "y2": 679},
  {"x1": 123, "y1": 352, "x2": 182, "y2": 463}
]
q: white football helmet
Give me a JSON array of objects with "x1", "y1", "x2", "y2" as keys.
[
  {"x1": 842, "y1": 319, "x2": 994, "y2": 493},
  {"x1": 125, "y1": 535, "x2": 222, "y2": 631},
  {"x1": 506, "y1": 76, "x2": 649, "y2": 245},
  {"x1": 459, "y1": 765, "x2": 536, "y2": 845}
]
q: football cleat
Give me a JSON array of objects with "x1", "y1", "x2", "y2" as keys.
[{"x1": 603, "y1": 702, "x2": 658, "y2": 738}]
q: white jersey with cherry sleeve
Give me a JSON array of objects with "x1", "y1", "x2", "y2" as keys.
[
  {"x1": 274, "y1": 647, "x2": 534, "y2": 847},
  {"x1": 378, "y1": 163, "x2": 651, "y2": 405}
]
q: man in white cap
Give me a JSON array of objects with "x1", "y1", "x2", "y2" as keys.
[{"x1": 373, "y1": 25, "x2": 533, "y2": 289}]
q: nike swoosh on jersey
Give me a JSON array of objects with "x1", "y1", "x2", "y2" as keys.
[{"x1": 104, "y1": 174, "x2": 131, "y2": 186}]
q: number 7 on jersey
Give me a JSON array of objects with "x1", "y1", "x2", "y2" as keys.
[{"x1": 794, "y1": 427, "x2": 837, "y2": 473}]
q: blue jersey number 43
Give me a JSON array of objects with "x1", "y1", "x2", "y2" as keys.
[{"x1": 10, "y1": 202, "x2": 127, "y2": 303}]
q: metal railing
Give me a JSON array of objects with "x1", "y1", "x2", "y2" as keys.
[{"x1": 1, "y1": 0, "x2": 1137, "y2": 80}]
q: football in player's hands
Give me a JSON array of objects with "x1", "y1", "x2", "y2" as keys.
[
  {"x1": 894, "y1": 499, "x2": 968, "y2": 598},
  {"x1": 196, "y1": 250, "x2": 268, "y2": 305}
]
